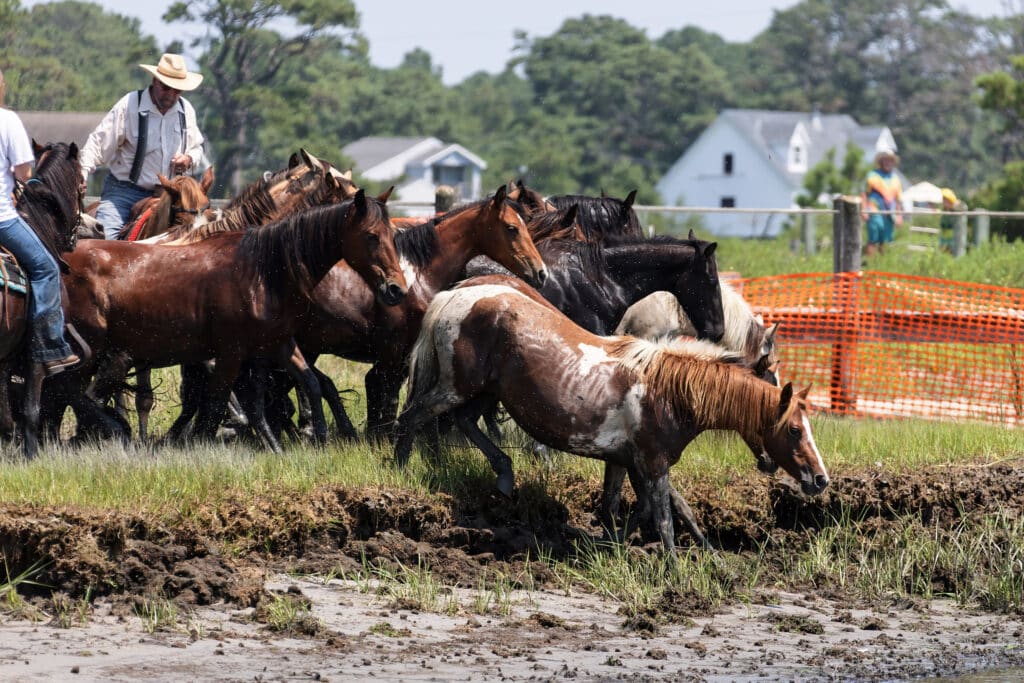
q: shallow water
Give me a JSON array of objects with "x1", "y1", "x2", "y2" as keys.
[{"x1": 919, "y1": 667, "x2": 1024, "y2": 682}]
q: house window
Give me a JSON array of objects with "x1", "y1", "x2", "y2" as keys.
[
  {"x1": 433, "y1": 165, "x2": 465, "y2": 187},
  {"x1": 720, "y1": 197, "x2": 735, "y2": 208},
  {"x1": 723, "y1": 153, "x2": 733, "y2": 175},
  {"x1": 793, "y1": 146, "x2": 802, "y2": 166}
]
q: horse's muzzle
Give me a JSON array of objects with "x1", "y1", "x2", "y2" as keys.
[
  {"x1": 525, "y1": 265, "x2": 548, "y2": 289},
  {"x1": 379, "y1": 281, "x2": 407, "y2": 306},
  {"x1": 801, "y1": 473, "x2": 830, "y2": 495}
]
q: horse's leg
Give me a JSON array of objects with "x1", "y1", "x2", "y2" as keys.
[
  {"x1": 454, "y1": 408, "x2": 516, "y2": 497},
  {"x1": 365, "y1": 361, "x2": 405, "y2": 442},
  {"x1": 0, "y1": 363, "x2": 16, "y2": 442},
  {"x1": 394, "y1": 387, "x2": 465, "y2": 468},
  {"x1": 646, "y1": 470, "x2": 678, "y2": 556},
  {"x1": 668, "y1": 486, "x2": 713, "y2": 550},
  {"x1": 164, "y1": 362, "x2": 207, "y2": 443},
  {"x1": 311, "y1": 364, "x2": 358, "y2": 440},
  {"x1": 232, "y1": 360, "x2": 281, "y2": 453},
  {"x1": 20, "y1": 362, "x2": 46, "y2": 459},
  {"x1": 135, "y1": 366, "x2": 154, "y2": 441},
  {"x1": 278, "y1": 343, "x2": 327, "y2": 445},
  {"x1": 193, "y1": 358, "x2": 242, "y2": 443},
  {"x1": 600, "y1": 463, "x2": 630, "y2": 541}
]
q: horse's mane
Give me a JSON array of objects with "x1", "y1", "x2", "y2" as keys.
[
  {"x1": 236, "y1": 197, "x2": 387, "y2": 299},
  {"x1": 18, "y1": 142, "x2": 80, "y2": 257},
  {"x1": 394, "y1": 221, "x2": 438, "y2": 268},
  {"x1": 548, "y1": 194, "x2": 642, "y2": 243},
  {"x1": 439, "y1": 195, "x2": 527, "y2": 225},
  {"x1": 718, "y1": 278, "x2": 766, "y2": 360},
  {"x1": 541, "y1": 231, "x2": 701, "y2": 281},
  {"x1": 609, "y1": 336, "x2": 794, "y2": 436},
  {"x1": 528, "y1": 206, "x2": 582, "y2": 245}
]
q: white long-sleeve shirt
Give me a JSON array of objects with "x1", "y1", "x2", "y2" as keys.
[{"x1": 80, "y1": 87, "x2": 205, "y2": 191}]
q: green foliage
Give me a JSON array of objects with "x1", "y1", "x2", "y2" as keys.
[
  {"x1": 0, "y1": 1, "x2": 157, "y2": 111},
  {"x1": 796, "y1": 143, "x2": 868, "y2": 207}
]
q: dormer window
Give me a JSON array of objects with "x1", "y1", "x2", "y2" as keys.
[{"x1": 793, "y1": 146, "x2": 802, "y2": 165}]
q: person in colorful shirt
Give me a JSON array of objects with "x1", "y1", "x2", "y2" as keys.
[
  {"x1": 861, "y1": 147, "x2": 903, "y2": 256},
  {"x1": 938, "y1": 187, "x2": 964, "y2": 253},
  {"x1": 80, "y1": 53, "x2": 206, "y2": 240}
]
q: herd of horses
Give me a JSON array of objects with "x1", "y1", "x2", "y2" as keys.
[{"x1": 0, "y1": 140, "x2": 829, "y2": 552}]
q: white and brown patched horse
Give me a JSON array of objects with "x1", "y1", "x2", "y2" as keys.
[{"x1": 394, "y1": 277, "x2": 830, "y2": 554}]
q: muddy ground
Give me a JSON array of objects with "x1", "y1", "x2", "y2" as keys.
[{"x1": 1, "y1": 462, "x2": 1023, "y2": 681}]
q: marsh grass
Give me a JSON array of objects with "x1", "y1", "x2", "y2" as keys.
[
  {"x1": 260, "y1": 592, "x2": 321, "y2": 635},
  {"x1": 135, "y1": 595, "x2": 178, "y2": 633}
]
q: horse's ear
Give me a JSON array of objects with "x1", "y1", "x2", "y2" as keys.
[
  {"x1": 352, "y1": 188, "x2": 368, "y2": 217},
  {"x1": 342, "y1": 169, "x2": 353, "y2": 180},
  {"x1": 600, "y1": 188, "x2": 607, "y2": 198},
  {"x1": 778, "y1": 382, "x2": 794, "y2": 418},
  {"x1": 688, "y1": 228, "x2": 697, "y2": 241},
  {"x1": 157, "y1": 173, "x2": 173, "y2": 188},
  {"x1": 68, "y1": 142, "x2": 79, "y2": 159},
  {"x1": 377, "y1": 186, "x2": 394, "y2": 203},
  {"x1": 765, "y1": 323, "x2": 780, "y2": 344},
  {"x1": 624, "y1": 189, "x2": 637, "y2": 208},
  {"x1": 200, "y1": 166, "x2": 215, "y2": 194},
  {"x1": 300, "y1": 149, "x2": 318, "y2": 170},
  {"x1": 703, "y1": 241, "x2": 718, "y2": 258},
  {"x1": 561, "y1": 204, "x2": 578, "y2": 228},
  {"x1": 491, "y1": 184, "x2": 507, "y2": 209},
  {"x1": 32, "y1": 139, "x2": 45, "y2": 158},
  {"x1": 516, "y1": 178, "x2": 526, "y2": 191},
  {"x1": 288, "y1": 152, "x2": 301, "y2": 169},
  {"x1": 798, "y1": 384, "x2": 812, "y2": 401}
]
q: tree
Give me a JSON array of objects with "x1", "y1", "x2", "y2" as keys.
[
  {"x1": 1, "y1": 1, "x2": 157, "y2": 111},
  {"x1": 795, "y1": 143, "x2": 868, "y2": 207},
  {"x1": 164, "y1": 0, "x2": 360, "y2": 193}
]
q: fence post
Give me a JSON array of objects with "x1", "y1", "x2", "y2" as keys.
[
  {"x1": 953, "y1": 212, "x2": 968, "y2": 258},
  {"x1": 973, "y1": 210, "x2": 990, "y2": 249},
  {"x1": 830, "y1": 196, "x2": 861, "y2": 415},
  {"x1": 801, "y1": 213, "x2": 816, "y2": 255},
  {"x1": 833, "y1": 195, "x2": 861, "y2": 273}
]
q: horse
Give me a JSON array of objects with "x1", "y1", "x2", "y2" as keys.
[
  {"x1": 116, "y1": 168, "x2": 215, "y2": 242},
  {"x1": 394, "y1": 280, "x2": 829, "y2": 554},
  {"x1": 55, "y1": 190, "x2": 407, "y2": 445},
  {"x1": 291, "y1": 185, "x2": 549, "y2": 441},
  {"x1": 616, "y1": 278, "x2": 781, "y2": 384},
  {"x1": 85, "y1": 150, "x2": 358, "y2": 441},
  {"x1": 0, "y1": 141, "x2": 85, "y2": 458}
]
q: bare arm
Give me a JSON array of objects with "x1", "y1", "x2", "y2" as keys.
[{"x1": 13, "y1": 161, "x2": 31, "y2": 183}]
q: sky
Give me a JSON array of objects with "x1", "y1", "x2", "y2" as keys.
[{"x1": 24, "y1": 0, "x2": 1019, "y2": 85}]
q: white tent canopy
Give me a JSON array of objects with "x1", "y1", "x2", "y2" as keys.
[{"x1": 903, "y1": 181, "x2": 944, "y2": 206}]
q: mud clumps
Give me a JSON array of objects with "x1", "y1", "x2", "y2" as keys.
[{"x1": 1, "y1": 462, "x2": 1021, "y2": 610}]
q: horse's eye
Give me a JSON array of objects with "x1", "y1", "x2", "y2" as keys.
[
  {"x1": 788, "y1": 425, "x2": 801, "y2": 437},
  {"x1": 366, "y1": 233, "x2": 380, "y2": 244},
  {"x1": 506, "y1": 224, "x2": 518, "y2": 233}
]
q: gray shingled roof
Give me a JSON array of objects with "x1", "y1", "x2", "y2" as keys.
[
  {"x1": 721, "y1": 109, "x2": 887, "y2": 186},
  {"x1": 19, "y1": 111, "x2": 105, "y2": 149},
  {"x1": 341, "y1": 136, "x2": 435, "y2": 173}
]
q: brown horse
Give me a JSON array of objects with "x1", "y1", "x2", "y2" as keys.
[
  {"x1": 57, "y1": 190, "x2": 407, "y2": 443},
  {"x1": 395, "y1": 279, "x2": 829, "y2": 553},
  {"x1": 292, "y1": 185, "x2": 548, "y2": 440},
  {"x1": 0, "y1": 141, "x2": 85, "y2": 457},
  {"x1": 117, "y1": 168, "x2": 215, "y2": 242}
]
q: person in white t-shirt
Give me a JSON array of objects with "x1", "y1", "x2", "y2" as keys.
[
  {"x1": 0, "y1": 67, "x2": 78, "y2": 374},
  {"x1": 80, "y1": 53, "x2": 207, "y2": 239}
]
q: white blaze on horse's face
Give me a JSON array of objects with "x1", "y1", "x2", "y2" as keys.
[{"x1": 803, "y1": 413, "x2": 828, "y2": 482}]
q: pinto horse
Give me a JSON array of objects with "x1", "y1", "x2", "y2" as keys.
[
  {"x1": 58, "y1": 190, "x2": 407, "y2": 444},
  {"x1": 117, "y1": 168, "x2": 215, "y2": 242},
  {"x1": 395, "y1": 280, "x2": 829, "y2": 554},
  {"x1": 292, "y1": 185, "x2": 548, "y2": 441},
  {"x1": 0, "y1": 141, "x2": 84, "y2": 457}
]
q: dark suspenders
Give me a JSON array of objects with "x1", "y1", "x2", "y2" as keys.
[{"x1": 128, "y1": 89, "x2": 188, "y2": 185}]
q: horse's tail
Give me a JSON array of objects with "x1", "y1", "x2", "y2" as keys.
[{"x1": 405, "y1": 289, "x2": 457, "y2": 402}]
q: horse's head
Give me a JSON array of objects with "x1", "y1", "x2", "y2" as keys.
[
  {"x1": 527, "y1": 203, "x2": 586, "y2": 244},
  {"x1": 508, "y1": 179, "x2": 555, "y2": 219},
  {"x1": 751, "y1": 322, "x2": 781, "y2": 386},
  {"x1": 759, "y1": 383, "x2": 829, "y2": 495},
  {"x1": 479, "y1": 185, "x2": 548, "y2": 287},
  {"x1": 671, "y1": 239, "x2": 725, "y2": 343},
  {"x1": 277, "y1": 149, "x2": 357, "y2": 212},
  {"x1": 26, "y1": 140, "x2": 82, "y2": 253},
  {"x1": 345, "y1": 188, "x2": 407, "y2": 306}
]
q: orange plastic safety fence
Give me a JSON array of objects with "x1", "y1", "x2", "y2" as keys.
[{"x1": 737, "y1": 272, "x2": 1024, "y2": 427}]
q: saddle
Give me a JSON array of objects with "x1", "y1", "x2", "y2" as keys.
[{"x1": 0, "y1": 250, "x2": 30, "y2": 296}]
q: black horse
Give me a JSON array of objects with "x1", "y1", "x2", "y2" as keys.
[{"x1": 547, "y1": 190, "x2": 642, "y2": 243}]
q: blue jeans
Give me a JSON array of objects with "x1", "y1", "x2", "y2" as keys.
[
  {"x1": 96, "y1": 175, "x2": 151, "y2": 240},
  {"x1": 0, "y1": 215, "x2": 73, "y2": 361}
]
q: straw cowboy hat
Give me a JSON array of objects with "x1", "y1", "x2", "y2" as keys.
[
  {"x1": 139, "y1": 53, "x2": 203, "y2": 91},
  {"x1": 874, "y1": 146, "x2": 899, "y2": 166}
]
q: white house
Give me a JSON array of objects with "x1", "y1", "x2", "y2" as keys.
[
  {"x1": 656, "y1": 109, "x2": 898, "y2": 237},
  {"x1": 342, "y1": 136, "x2": 486, "y2": 211}
]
